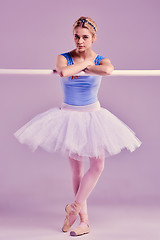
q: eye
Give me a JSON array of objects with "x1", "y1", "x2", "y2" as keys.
[
  {"x1": 83, "y1": 36, "x2": 88, "y2": 39},
  {"x1": 75, "y1": 35, "x2": 80, "y2": 39}
]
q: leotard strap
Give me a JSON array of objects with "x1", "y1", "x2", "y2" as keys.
[{"x1": 60, "y1": 52, "x2": 105, "y2": 66}]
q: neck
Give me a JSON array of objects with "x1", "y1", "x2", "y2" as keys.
[{"x1": 75, "y1": 48, "x2": 95, "y2": 59}]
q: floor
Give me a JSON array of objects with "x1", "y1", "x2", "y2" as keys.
[{"x1": 0, "y1": 203, "x2": 160, "y2": 240}]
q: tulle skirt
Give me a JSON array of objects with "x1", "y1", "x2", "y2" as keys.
[{"x1": 14, "y1": 101, "x2": 142, "y2": 161}]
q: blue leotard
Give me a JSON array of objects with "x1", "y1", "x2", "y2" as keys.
[{"x1": 60, "y1": 52, "x2": 105, "y2": 106}]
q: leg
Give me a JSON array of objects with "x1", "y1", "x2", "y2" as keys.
[
  {"x1": 75, "y1": 156, "x2": 105, "y2": 204},
  {"x1": 70, "y1": 156, "x2": 105, "y2": 236},
  {"x1": 62, "y1": 156, "x2": 104, "y2": 233},
  {"x1": 69, "y1": 157, "x2": 88, "y2": 215},
  {"x1": 62, "y1": 156, "x2": 87, "y2": 232}
]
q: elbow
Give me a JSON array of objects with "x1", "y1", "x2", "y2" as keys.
[
  {"x1": 53, "y1": 68, "x2": 65, "y2": 77},
  {"x1": 60, "y1": 70, "x2": 65, "y2": 77},
  {"x1": 58, "y1": 70, "x2": 65, "y2": 77},
  {"x1": 105, "y1": 65, "x2": 114, "y2": 75},
  {"x1": 54, "y1": 66, "x2": 67, "y2": 77},
  {"x1": 59, "y1": 69, "x2": 68, "y2": 77}
]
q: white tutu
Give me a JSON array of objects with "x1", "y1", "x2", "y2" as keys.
[{"x1": 14, "y1": 101, "x2": 142, "y2": 161}]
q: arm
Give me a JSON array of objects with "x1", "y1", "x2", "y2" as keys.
[
  {"x1": 84, "y1": 58, "x2": 114, "y2": 76},
  {"x1": 54, "y1": 55, "x2": 93, "y2": 77}
]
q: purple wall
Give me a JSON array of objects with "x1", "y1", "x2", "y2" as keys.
[{"x1": 0, "y1": 0, "x2": 160, "y2": 211}]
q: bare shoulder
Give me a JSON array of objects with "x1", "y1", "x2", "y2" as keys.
[
  {"x1": 55, "y1": 54, "x2": 67, "y2": 72},
  {"x1": 56, "y1": 54, "x2": 67, "y2": 63},
  {"x1": 99, "y1": 57, "x2": 112, "y2": 65}
]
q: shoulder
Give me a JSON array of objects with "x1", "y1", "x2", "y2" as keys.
[
  {"x1": 99, "y1": 57, "x2": 112, "y2": 65},
  {"x1": 59, "y1": 52, "x2": 69, "y2": 57},
  {"x1": 56, "y1": 51, "x2": 74, "y2": 67},
  {"x1": 96, "y1": 52, "x2": 112, "y2": 65},
  {"x1": 95, "y1": 54, "x2": 107, "y2": 65},
  {"x1": 55, "y1": 53, "x2": 69, "y2": 69},
  {"x1": 56, "y1": 52, "x2": 70, "y2": 63},
  {"x1": 57, "y1": 52, "x2": 69, "y2": 59}
]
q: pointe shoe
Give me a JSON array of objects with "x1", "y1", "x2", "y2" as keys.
[
  {"x1": 62, "y1": 201, "x2": 81, "y2": 232},
  {"x1": 70, "y1": 213, "x2": 90, "y2": 236}
]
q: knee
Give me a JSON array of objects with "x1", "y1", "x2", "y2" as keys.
[
  {"x1": 95, "y1": 160, "x2": 104, "y2": 174},
  {"x1": 72, "y1": 167, "x2": 84, "y2": 179},
  {"x1": 69, "y1": 157, "x2": 84, "y2": 178},
  {"x1": 90, "y1": 157, "x2": 104, "y2": 175}
]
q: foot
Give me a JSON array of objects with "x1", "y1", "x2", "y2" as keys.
[
  {"x1": 70, "y1": 213, "x2": 90, "y2": 236},
  {"x1": 62, "y1": 201, "x2": 81, "y2": 232}
]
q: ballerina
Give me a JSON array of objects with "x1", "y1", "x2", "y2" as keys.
[{"x1": 14, "y1": 16, "x2": 142, "y2": 236}]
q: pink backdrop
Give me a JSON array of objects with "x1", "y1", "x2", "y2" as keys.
[{"x1": 0, "y1": 0, "x2": 160, "y2": 214}]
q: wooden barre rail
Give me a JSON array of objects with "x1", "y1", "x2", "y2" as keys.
[{"x1": 0, "y1": 69, "x2": 160, "y2": 76}]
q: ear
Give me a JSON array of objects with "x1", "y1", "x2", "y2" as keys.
[{"x1": 92, "y1": 35, "x2": 97, "y2": 43}]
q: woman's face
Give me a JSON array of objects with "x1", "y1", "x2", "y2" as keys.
[{"x1": 73, "y1": 27, "x2": 95, "y2": 52}]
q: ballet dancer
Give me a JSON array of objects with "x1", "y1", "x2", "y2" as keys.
[{"x1": 14, "y1": 16, "x2": 142, "y2": 236}]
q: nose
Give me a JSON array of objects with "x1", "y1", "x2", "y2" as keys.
[{"x1": 78, "y1": 37, "x2": 84, "y2": 44}]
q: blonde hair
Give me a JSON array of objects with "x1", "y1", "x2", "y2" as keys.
[{"x1": 73, "y1": 16, "x2": 97, "y2": 37}]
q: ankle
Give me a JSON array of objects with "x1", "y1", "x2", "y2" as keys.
[
  {"x1": 71, "y1": 201, "x2": 82, "y2": 214},
  {"x1": 79, "y1": 213, "x2": 89, "y2": 225}
]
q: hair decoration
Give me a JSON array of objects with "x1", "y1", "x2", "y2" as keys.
[
  {"x1": 73, "y1": 18, "x2": 97, "y2": 32},
  {"x1": 86, "y1": 20, "x2": 97, "y2": 32}
]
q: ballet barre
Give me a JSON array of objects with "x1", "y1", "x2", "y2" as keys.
[{"x1": 0, "y1": 69, "x2": 160, "y2": 76}]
